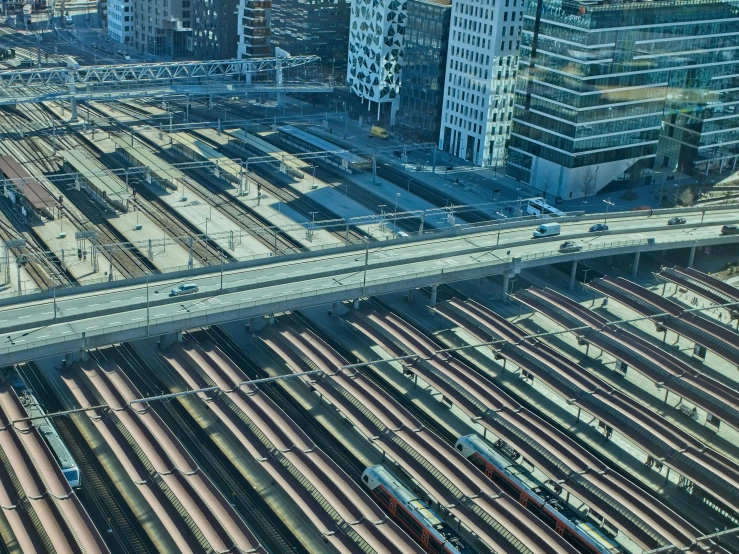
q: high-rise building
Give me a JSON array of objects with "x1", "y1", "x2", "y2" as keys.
[
  {"x1": 98, "y1": 0, "x2": 108, "y2": 29},
  {"x1": 438, "y1": 0, "x2": 522, "y2": 165},
  {"x1": 270, "y1": 0, "x2": 351, "y2": 78},
  {"x1": 191, "y1": 0, "x2": 239, "y2": 59},
  {"x1": 237, "y1": 0, "x2": 272, "y2": 58},
  {"x1": 107, "y1": 0, "x2": 132, "y2": 44},
  {"x1": 132, "y1": 0, "x2": 191, "y2": 58},
  {"x1": 508, "y1": 0, "x2": 739, "y2": 201},
  {"x1": 346, "y1": 0, "x2": 408, "y2": 123},
  {"x1": 396, "y1": 0, "x2": 451, "y2": 143}
]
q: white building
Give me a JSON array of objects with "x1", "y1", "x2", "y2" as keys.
[
  {"x1": 346, "y1": 0, "x2": 408, "y2": 123},
  {"x1": 438, "y1": 0, "x2": 522, "y2": 166},
  {"x1": 107, "y1": 0, "x2": 133, "y2": 44}
]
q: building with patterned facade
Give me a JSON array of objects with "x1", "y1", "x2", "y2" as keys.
[
  {"x1": 396, "y1": 0, "x2": 451, "y2": 143},
  {"x1": 270, "y1": 0, "x2": 351, "y2": 78},
  {"x1": 347, "y1": 0, "x2": 408, "y2": 123},
  {"x1": 438, "y1": 0, "x2": 522, "y2": 166},
  {"x1": 508, "y1": 0, "x2": 739, "y2": 201},
  {"x1": 131, "y1": 0, "x2": 191, "y2": 57}
]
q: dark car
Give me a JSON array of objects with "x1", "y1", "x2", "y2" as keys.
[
  {"x1": 721, "y1": 224, "x2": 739, "y2": 236},
  {"x1": 668, "y1": 217, "x2": 686, "y2": 225},
  {"x1": 559, "y1": 241, "x2": 582, "y2": 253},
  {"x1": 589, "y1": 223, "x2": 609, "y2": 232}
]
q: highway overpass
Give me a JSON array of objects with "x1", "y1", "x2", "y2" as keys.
[{"x1": 0, "y1": 205, "x2": 737, "y2": 366}]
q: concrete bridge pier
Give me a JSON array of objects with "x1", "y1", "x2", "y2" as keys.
[
  {"x1": 632, "y1": 252, "x2": 641, "y2": 278},
  {"x1": 688, "y1": 246, "x2": 696, "y2": 268},
  {"x1": 247, "y1": 317, "x2": 265, "y2": 333},
  {"x1": 269, "y1": 312, "x2": 275, "y2": 325},
  {"x1": 353, "y1": 298, "x2": 360, "y2": 310},
  {"x1": 502, "y1": 272, "x2": 513, "y2": 302},
  {"x1": 544, "y1": 265, "x2": 551, "y2": 278},
  {"x1": 63, "y1": 350, "x2": 89, "y2": 367},
  {"x1": 406, "y1": 289, "x2": 414, "y2": 303},
  {"x1": 569, "y1": 261, "x2": 578, "y2": 291},
  {"x1": 159, "y1": 332, "x2": 183, "y2": 350},
  {"x1": 430, "y1": 285, "x2": 438, "y2": 307}
]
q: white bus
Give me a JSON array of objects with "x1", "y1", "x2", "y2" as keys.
[{"x1": 526, "y1": 198, "x2": 564, "y2": 218}]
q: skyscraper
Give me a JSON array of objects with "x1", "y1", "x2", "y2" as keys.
[
  {"x1": 238, "y1": 0, "x2": 272, "y2": 58},
  {"x1": 439, "y1": 0, "x2": 522, "y2": 165},
  {"x1": 508, "y1": 0, "x2": 739, "y2": 201},
  {"x1": 396, "y1": 0, "x2": 451, "y2": 143},
  {"x1": 270, "y1": 0, "x2": 351, "y2": 78},
  {"x1": 346, "y1": 0, "x2": 408, "y2": 123},
  {"x1": 132, "y1": 0, "x2": 191, "y2": 58},
  {"x1": 192, "y1": 0, "x2": 239, "y2": 59}
]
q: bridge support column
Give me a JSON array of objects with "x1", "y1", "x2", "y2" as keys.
[
  {"x1": 70, "y1": 97, "x2": 78, "y2": 122},
  {"x1": 502, "y1": 272, "x2": 514, "y2": 302},
  {"x1": 353, "y1": 298, "x2": 360, "y2": 310},
  {"x1": 331, "y1": 302, "x2": 339, "y2": 317},
  {"x1": 247, "y1": 317, "x2": 265, "y2": 333},
  {"x1": 269, "y1": 312, "x2": 275, "y2": 325},
  {"x1": 406, "y1": 289, "x2": 414, "y2": 303},
  {"x1": 159, "y1": 332, "x2": 182, "y2": 350},
  {"x1": 544, "y1": 265, "x2": 551, "y2": 278},
  {"x1": 688, "y1": 246, "x2": 696, "y2": 268},
  {"x1": 430, "y1": 285, "x2": 438, "y2": 307},
  {"x1": 606, "y1": 256, "x2": 613, "y2": 265},
  {"x1": 569, "y1": 261, "x2": 578, "y2": 291},
  {"x1": 632, "y1": 252, "x2": 641, "y2": 278}
]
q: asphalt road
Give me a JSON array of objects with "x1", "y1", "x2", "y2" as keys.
[{"x1": 0, "y1": 207, "x2": 736, "y2": 355}]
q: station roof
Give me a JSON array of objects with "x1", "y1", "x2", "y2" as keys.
[
  {"x1": 59, "y1": 150, "x2": 131, "y2": 204},
  {"x1": 0, "y1": 155, "x2": 56, "y2": 211},
  {"x1": 277, "y1": 125, "x2": 367, "y2": 165}
]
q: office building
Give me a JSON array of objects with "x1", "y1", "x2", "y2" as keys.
[
  {"x1": 396, "y1": 0, "x2": 451, "y2": 143},
  {"x1": 107, "y1": 0, "x2": 132, "y2": 44},
  {"x1": 132, "y1": 0, "x2": 191, "y2": 58},
  {"x1": 346, "y1": 0, "x2": 408, "y2": 123},
  {"x1": 438, "y1": 0, "x2": 521, "y2": 165},
  {"x1": 191, "y1": 0, "x2": 239, "y2": 59},
  {"x1": 98, "y1": 0, "x2": 108, "y2": 29},
  {"x1": 237, "y1": 0, "x2": 272, "y2": 58},
  {"x1": 271, "y1": 0, "x2": 351, "y2": 78},
  {"x1": 508, "y1": 0, "x2": 739, "y2": 201}
]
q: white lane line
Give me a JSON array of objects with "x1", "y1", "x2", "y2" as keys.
[
  {"x1": 108, "y1": 322, "x2": 121, "y2": 326},
  {"x1": 37, "y1": 335, "x2": 49, "y2": 339},
  {"x1": 85, "y1": 326, "x2": 98, "y2": 330},
  {"x1": 19, "y1": 315, "x2": 30, "y2": 319},
  {"x1": 131, "y1": 317, "x2": 144, "y2": 321}
]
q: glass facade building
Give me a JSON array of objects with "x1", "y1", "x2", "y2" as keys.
[
  {"x1": 396, "y1": 0, "x2": 451, "y2": 142},
  {"x1": 508, "y1": 0, "x2": 739, "y2": 200},
  {"x1": 271, "y1": 0, "x2": 351, "y2": 79},
  {"x1": 192, "y1": 0, "x2": 239, "y2": 59}
]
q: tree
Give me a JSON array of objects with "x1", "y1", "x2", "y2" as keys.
[
  {"x1": 540, "y1": 174, "x2": 553, "y2": 201},
  {"x1": 580, "y1": 167, "x2": 597, "y2": 199}
]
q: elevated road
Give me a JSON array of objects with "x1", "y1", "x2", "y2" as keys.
[{"x1": 0, "y1": 205, "x2": 737, "y2": 366}]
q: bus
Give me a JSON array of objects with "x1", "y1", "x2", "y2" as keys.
[{"x1": 526, "y1": 197, "x2": 564, "y2": 218}]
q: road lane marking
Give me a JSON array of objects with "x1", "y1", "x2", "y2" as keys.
[{"x1": 85, "y1": 326, "x2": 98, "y2": 330}]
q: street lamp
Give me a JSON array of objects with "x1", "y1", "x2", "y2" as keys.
[
  {"x1": 359, "y1": 238, "x2": 370, "y2": 296},
  {"x1": 603, "y1": 199, "x2": 614, "y2": 225},
  {"x1": 393, "y1": 193, "x2": 400, "y2": 236},
  {"x1": 52, "y1": 277, "x2": 57, "y2": 319}
]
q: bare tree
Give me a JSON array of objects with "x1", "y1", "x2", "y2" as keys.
[
  {"x1": 580, "y1": 167, "x2": 597, "y2": 199},
  {"x1": 540, "y1": 174, "x2": 553, "y2": 201}
]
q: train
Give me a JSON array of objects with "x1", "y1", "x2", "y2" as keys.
[
  {"x1": 12, "y1": 376, "x2": 81, "y2": 488},
  {"x1": 362, "y1": 465, "x2": 474, "y2": 554},
  {"x1": 455, "y1": 434, "x2": 622, "y2": 554}
]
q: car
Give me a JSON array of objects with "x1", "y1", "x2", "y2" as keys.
[
  {"x1": 396, "y1": 231, "x2": 409, "y2": 238},
  {"x1": 721, "y1": 224, "x2": 739, "y2": 236},
  {"x1": 668, "y1": 217, "x2": 686, "y2": 225},
  {"x1": 170, "y1": 283, "x2": 199, "y2": 297},
  {"x1": 589, "y1": 223, "x2": 609, "y2": 232},
  {"x1": 559, "y1": 241, "x2": 582, "y2": 253}
]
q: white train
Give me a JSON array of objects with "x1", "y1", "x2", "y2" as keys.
[
  {"x1": 455, "y1": 434, "x2": 621, "y2": 554},
  {"x1": 362, "y1": 465, "x2": 473, "y2": 554}
]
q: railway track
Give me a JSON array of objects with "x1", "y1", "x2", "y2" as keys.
[
  {"x1": 16, "y1": 362, "x2": 156, "y2": 554},
  {"x1": 93, "y1": 101, "x2": 304, "y2": 256},
  {"x1": 109, "y1": 342, "x2": 305, "y2": 554}
]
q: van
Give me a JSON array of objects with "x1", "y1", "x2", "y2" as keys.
[
  {"x1": 370, "y1": 126, "x2": 390, "y2": 139},
  {"x1": 533, "y1": 222, "x2": 561, "y2": 238},
  {"x1": 721, "y1": 224, "x2": 739, "y2": 235},
  {"x1": 64, "y1": 15, "x2": 73, "y2": 26},
  {"x1": 170, "y1": 283, "x2": 199, "y2": 297}
]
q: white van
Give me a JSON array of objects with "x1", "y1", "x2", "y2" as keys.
[
  {"x1": 532, "y1": 222, "x2": 561, "y2": 238},
  {"x1": 170, "y1": 283, "x2": 199, "y2": 296}
]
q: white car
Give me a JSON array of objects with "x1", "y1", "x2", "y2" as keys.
[
  {"x1": 396, "y1": 231, "x2": 409, "y2": 238},
  {"x1": 170, "y1": 283, "x2": 199, "y2": 297}
]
